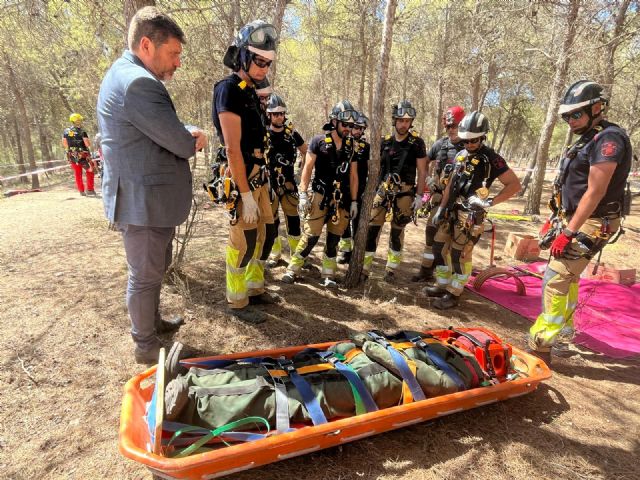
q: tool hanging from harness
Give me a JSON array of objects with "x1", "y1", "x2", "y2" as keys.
[
  {"x1": 443, "y1": 153, "x2": 491, "y2": 244},
  {"x1": 264, "y1": 124, "x2": 300, "y2": 200},
  {"x1": 203, "y1": 146, "x2": 228, "y2": 203},
  {"x1": 312, "y1": 132, "x2": 353, "y2": 224},
  {"x1": 375, "y1": 133, "x2": 417, "y2": 224},
  {"x1": 219, "y1": 167, "x2": 268, "y2": 225}
]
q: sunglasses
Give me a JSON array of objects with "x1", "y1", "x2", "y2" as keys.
[
  {"x1": 445, "y1": 124, "x2": 458, "y2": 130},
  {"x1": 462, "y1": 137, "x2": 482, "y2": 144},
  {"x1": 561, "y1": 110, "x2": 584, "y2": 122},
  {"x1": 352, "y1": 125, "x2": 364, "y2": 130},
  {"x1": 252, "y1": 54, "x2": 272, "y2": 68},
  {"x1": 270, "y1": 112, "x2": 285, "y2": 117},
  {"x1": 340, "y1": 121, "x2": 354, "y2": 128}
]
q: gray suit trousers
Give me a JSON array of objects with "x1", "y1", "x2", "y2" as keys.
[{"x1": 120, "y1": 224, "x2": 174, "y2": 350}]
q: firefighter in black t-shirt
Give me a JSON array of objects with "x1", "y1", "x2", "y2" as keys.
[
  {"x1": 337, "y1": 111, "x2": 370, "y2": 265},
  {"x1": 412, "y1": 106, "x2": 466, "y2": 282},
  {"x1": 263, "y1": 93, "x2": 308, "y2": 267},
  {"x1": 213, "y1": 20, "x2": 279, "y2": 325},
  {"x1": 62, "y1": 113, "x2": 95, "y2": 196},
  {"x1": 528, "y1": 81, "x2": 632, "y2": 363},
  {"x1": 424, "y1": 111, "x2": 521, "y2": 309},
  {"x1": 281, "y1": 100, "x2": 359, "y2": 287},
  {"x1": 363, "y1": 100, "x2": 428, "y2": 283}
]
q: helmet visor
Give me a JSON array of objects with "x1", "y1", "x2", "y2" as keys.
[
  {"x1": 395, "y1": 107, "x2": 416, "y2": 118},
  {"x1": 337, "y1": 109, "x2": 358, "y2": 122},
  {"x1": 250, "y1": 25, "x2": 277, "y2": 45}
]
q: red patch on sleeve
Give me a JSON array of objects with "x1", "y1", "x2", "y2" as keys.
[{"x1": 601, "y1": 141, "x2": 618, "y2": 157}]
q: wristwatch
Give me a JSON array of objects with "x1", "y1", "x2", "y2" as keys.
[{"x1": 563, "y1": 228, "x2": 577, "y2": 238}]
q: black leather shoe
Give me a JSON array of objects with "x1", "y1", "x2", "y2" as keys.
[
  {"x1": 421, "y1": 285, "x2": 447, "y2": 297},
  {"x1": 249, "y1": 292, "x2": 282, "y2": 305},
  {"x1": 433, "y1": 293, "x2": 459, "y2": 310},
  {"x1": 411, "y1": 266, "x2": 434, "y2": 282},
  {"x1": 155, "y1": 316, "x2": 184, "y2": 334}
]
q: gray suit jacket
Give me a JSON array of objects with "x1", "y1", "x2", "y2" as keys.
[{"x1": 97, "y1": 50, "x2": 196, "y2": 227}]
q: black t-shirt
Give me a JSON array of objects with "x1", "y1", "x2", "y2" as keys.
[
  {"x1": 266, "y1": 125, "x2": 304, "y2": 181},
  {"x1": 428, "y1": 136, "x2": 465, "y2": 174},
  {"x1": 308, "y1": 132, "x2": 356, "y2": 201},
  {"x1": 354, "y1": 137, "x2": 370, "y2": 198},
  {"x1": 561, "y1": 120, "x2": 632, "y2": 216},
  {"x1": 380, "y1": 132, "x2": 427, "y2": 184},
  {"x1": 63, "y1": 126, "x2": 89, "y2": 150},
  {"x1": 212, "y1": 74, "x2": 265, "y2": 167},
  {"x1": 452, "y1": 145, "x2": 510, "y2": 199}
]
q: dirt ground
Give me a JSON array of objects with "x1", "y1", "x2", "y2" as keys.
[{"x1": 0, "y1": 170, "x2": 639, "y2": 480}]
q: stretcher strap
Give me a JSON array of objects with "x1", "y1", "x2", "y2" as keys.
[
  {"x1": 367, "y1": 331, "x2": 426, "y2": 403},
  {"x1": 277, "y1": 360, "x2": 328, "y2": 426},
  {"x1": 406, "y1": 337, "x2": 466, "y2": 391},
  {"x1": 169, "y1": 416, "x2": 270, "y2": 457},
  {"x1": 179, "y1": 356, "x2": 265, "y2": 369},
  {"x1": 162, "y1": 421, "x2": 269, "y2": 446}
]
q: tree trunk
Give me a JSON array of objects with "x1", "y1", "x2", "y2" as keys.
[
  {"x1": 519, "y1": 142, "x2": 539, "y2": 197},
  {"x1": 470, "y1": 67, "x2": 482, "y2": 111},
  {"x1": 601, "y1": 0, "x2": 632, "y2": 103},
  {"x1": 344, "y1": 0, "x2": 399, "y2": 288},
  {"x1": 124, "y1": 0, "x2": 156, "y2": 47},
  {"x1": 4, "y1": 51, "x2": 39, "y2": 188},
  {"x1": 524, "y1": 0, "x2": 580, "y2": 215},
  {"x1": 11, "y1": 111, "x2": 27, "y2": 184},
  {"x1": 270, "y1": 0, "x2": 290, "y2": 85},
  {"x1": 35, "y1": 115, "x2": 52, "y2": 168}
]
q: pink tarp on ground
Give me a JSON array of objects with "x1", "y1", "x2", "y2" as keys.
[{"x1": 467, "y1": 262, "x2": 640, "y2": 358}]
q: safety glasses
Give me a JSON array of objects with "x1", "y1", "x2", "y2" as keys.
[
  {"x1": 462, "y1": 137, "x2": 482, "y2": 144},
  {"x1": 340, "y1": 121, "x2": 354, "y2": 128},
  {"x1": 561, "y1": 110, "x2": 585, "y2": 122},
  {"x1": 352, "y1": 125, "x2": 364, "y2": 130},
  {"x1": 337, "y1": 110, "x2": 358, "y2": 122},
  {"x1": 396, "y1": 107, "x2": 416, "y2": 117},
  {"x1": 249, "y1": 25, "x2": 277, "y2": 44},
  {"x1": 252, "y1": 54, "x2": 272, "y2": 68},
  {"x1": 270, "y1": 112, "x2": 285, "y2": 117}
]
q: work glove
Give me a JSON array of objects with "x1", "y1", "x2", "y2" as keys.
[
  {"x1": 468, "y1": 195, "x2": 493, "y2": 209},
  {"x1": 298, "y1": 191, "x2": 310, "y2": 217},
  {"x1": 550, "y1": 230, "x2": 574, "y2": 258},
  {"x1": 240, "y1": 191, "x2": 259, "y2": 224},
  {"x1": 431, "y1": 206, "x2": 444, "y2": 226},
  {"x1": 411, "y1": 194, "x2": 424, "y2": 212},
  {"x1": 349, "y1": 201, "x2": 358, "y2": 219},
  {"x1": 426, "y1": 176, "x2": 438, "y2": 191}
]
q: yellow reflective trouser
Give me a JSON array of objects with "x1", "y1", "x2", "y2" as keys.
[
  {"x1": 365, "y1": 184, "x2": 414, "y2": 274},
  {"x1": 287, "y1": 192, "x2": 348, "y2": 279},
  {"x1": 421, "y1": 193, "x2": 442, "y2": 268},
  {"x1": 268, "y1": 184, "x2": 300, "y2": 260},
  {"x1": 433, "y1": 209, "x2": 483, "y2": 296},
  {"x1": 529, "y1": 216, "x2": 619, "y2": 351},
  {"x1": 226, "y1": 178, "x2": 274, "y2": 309}
]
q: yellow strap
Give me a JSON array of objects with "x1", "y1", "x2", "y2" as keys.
[{"x1": 344, "y1": 348, "x2": 363, "y2": 363}]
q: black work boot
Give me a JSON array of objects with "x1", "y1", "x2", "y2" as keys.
[
  {"x1": 249, "y1": 292, "x2": 282, "y2": 305},
  {"x1": 383, "y1": 270, "x2": 396, "y2": 283},
  {"x1": 421, "y1": 285, "x2": 447, "y2": 297},
  {"x1": 433, "y1": 292, "x2": 460, "y2": 310},
  {"x1": 227, "y1": 307, "x2": 266, "y2": 324},
  {"x1": 337, "y1": 250, "x2": 352, "y2": 265},
  {"x1": 411, "y1": 266, "x2": 434, "y2": 283},
  {"x1": 156, "y1": 316, "x2": 185, "y2": 334}
]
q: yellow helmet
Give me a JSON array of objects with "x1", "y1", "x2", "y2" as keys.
[{"x1": 69, "y1": 113, "x2": 83, "y2": 124}]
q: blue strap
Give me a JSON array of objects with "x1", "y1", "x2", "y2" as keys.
[
  {"x1": 279, "y1": 359, "x2": 328, "y2": 425},
  {"x1": 409, "y1": 337, "x2": 466, "y2": 391},
  {"x1": 332, "y1": 360, "x2": 379, "y2": 413},
  {"x1": 367, "y1": 331, "x2": 426, "y2": 402}
]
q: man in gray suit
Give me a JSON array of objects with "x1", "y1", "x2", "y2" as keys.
[{"x1": 97, "y1": 7, "x2": 207, "y2": 364}]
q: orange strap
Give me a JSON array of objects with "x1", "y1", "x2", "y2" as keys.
[{"x1": 267, "y1": 363, "x2": 335, "y2": 378}]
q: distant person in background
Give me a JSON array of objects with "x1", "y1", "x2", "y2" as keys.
[
  {"x1": 96, "y1": 6, "x2": 208, "y2": 364},
  {"x1": 62, "y1": 113, "x2": 95, "y2": 196}
]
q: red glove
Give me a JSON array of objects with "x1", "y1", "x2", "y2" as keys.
[{"x1": 550, "y1": 231, "x2": 572, "y2": 257}]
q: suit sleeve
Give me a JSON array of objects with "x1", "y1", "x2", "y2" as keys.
[{"x1": 123, "y1": 76, "x2": 196, "y2": 160}]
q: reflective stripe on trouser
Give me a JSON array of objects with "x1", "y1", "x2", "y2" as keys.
[
  {"x1": 339, "y1": 237, "x2": 353, "y2": 253},
  {"x1": 286, "y1": 192, "x2": 348, "y2": 275},
  {"x1": 529, "y1": 216, "x2": 619, "y2": 351},
  {"x1": 270, "y1": 236, "x2": 282, "y2": 261},
  {"x1": 287, "y1": 235, "x2": 300, "y2": 254},
  {"x1": 445, "y1": 209, "x2": 483, "y2": 296},
  {"x1": 226, "y1": 178, "x2": 274, "y2": 309},
  {"x1": 435, "y1": 265, "x2": 451, "y2": 288},
  {"x1": 363, "y1": 252, "x2": 375, "y2": 274},
  {"x1": 322, "y1": 254, "x2": 338, "y2": 278},
  {"x1": 369, "y1": 183, "x2": 414, "y2": 274},
  {"x1": 421, "y1": 194, "x2": 442, "y2": 267}
]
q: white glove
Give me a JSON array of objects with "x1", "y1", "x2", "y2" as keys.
[
  {"x1": 349, "y1": 201, "x2": 358, "y2": 219},
  {"x1": 468, "y1": 195, "x2": 492, "y2": 209},
  {"x1": 411, "y1": 194, "x2": 424, "y2": 212},
  {"x1": 298, "y1": 192, "x2": 310, "y2": 217},
  {"x1": 240, "y1": 191, "x2": 259, "y2": 224},
  {"x1": 431, "y1": 206, "x2": 444, "y2": 226}
]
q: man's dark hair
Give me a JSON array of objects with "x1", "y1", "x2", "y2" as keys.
[{"x1": 128, "y1": 6, "x2": 186, "y2": 51}]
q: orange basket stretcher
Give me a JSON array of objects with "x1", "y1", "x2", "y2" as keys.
[{"x1": 119, "y1": 328, "x2": 551, "y2": 479}]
